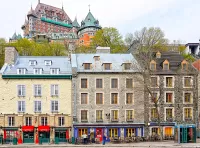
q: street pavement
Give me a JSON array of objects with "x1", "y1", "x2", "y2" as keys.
[{"x1": 0, "y1": 141, "x2": 200, "y2": 148}]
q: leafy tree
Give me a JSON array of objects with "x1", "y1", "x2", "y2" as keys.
[
  {"x1": 75, "y1": 45, "x2": 95, "y2": 53},
  {"x1": 92, "y1": 27, "x2": 126, "y2": 53},
  {"x1": 0, "y1": 38, "x2": 6, "y2": 69}
]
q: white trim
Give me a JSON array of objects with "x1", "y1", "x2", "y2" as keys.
[
  {"x1": 183, "y1": 76, "x2": 193, "y2": 88},
  {"x1": 80, "y1": 92, "x2": 89, "y2": 105},
  {"x1": 80, "y1": 77, "x2": 89, "y2": 89},
  {"x1": 149, "y1": 107, "x2": 160, "y2": 120},
  {"x1": 125, "y1": 92, "x2": 134, "y2": 105},
  {"x1": 80, "y1": 109, "x2": 89, "y2": 121},
  {"x1": 164, "y1": 107, "x2": 174, "y2": 121},
  {"x1": 125, "y1": 78, "x2": 134, "y2": 89},
  {"x1": 183, "y1": 107, "x2": 193, "y2": 121},
  {"x1": 95, "y1": 92, "x2": 104, "y2": 105},
  {"x1": 183, "y1": 91, "x2": 193, "y2": 104},
  {"x1": 150, "y1": 76, "x2": 160, "y2": 88},
  {"x1": 125, "y1": 109, "x2": 134, "y2": 121},
  {"x1": 34, "y1": 68, "x2": 43, "y2": 74},
  {"x1": 110, "y1": 92, "x2": 119, "y2": 105},
  {"x1": 110, "y1": 109, "x2": 119, "y2": 120},
  {"x1": 95, "y1": 109, "x2": 104, "y2": 121},
  {"x1": 164, "y1": 76, "x2": 174, "y2": 88},
  {"x1": 95, "y1": 78, "x2": 104, "y2": 89},
  {"x1": 17, "y1": 68, "x2": 26, "y2": 74},
  {"x1": 164, "y1": 91, "x2": 174, "y2": 104},
  {"x1": 110, "y1": 78, "x2": 119, "y2": 89}
]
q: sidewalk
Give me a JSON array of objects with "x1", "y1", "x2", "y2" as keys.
[{"x1": 0, "y1": 141, "x2": 199, "y2": 148}]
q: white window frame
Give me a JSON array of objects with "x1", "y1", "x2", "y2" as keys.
[
  {"x1": 95, "y1": 78, "x2": 104, "y2": 89},
  {"x1": 58, "y1": 116, "x2": 65, "y2": 126},
  {"x1": 149, "y1": 107, "x2": 160, "y2": 120},
  {"x1": 34, "y1": 68, "x2": 43, "y2": 74},
  {"x1": 17, "y1": 85, "x2": 26, "y2": 97},
  {"x1": 110, "y1": 92, "x2": 119, "y2": 105},
  {"x1": 51, "y1": 100, "x2": 59, "y2": 112},
  {"x1": 41, "y1": 117, "x2": 48, "y2": 125},
  {"x1": 95, "y1": 109, "x2": 104, "y2": 121},
  {"x1": 34, "y1": 85, "x2": 42, "y2": 96},
  {"x1": 164, "y1": 76, "x2": 174, "y2": 88},
  {"x1": 50, "y1": 68, "x2": 60, "y2": 74},
  {"x1": 164, "y1": 91, "x2": 174, "y2": 104},
  {"x1": 8, "y1": 117, "x2": 15, "y2": 126},
  {"x1": 125, "y1": 78, "x2": 133, "y2": 89},
  {"x1": 183, "y1": 76, "x2": 193, "y2": 88},
  {"x1": 18, "y1": 101, "x2": 25, "y2": 112},
  {"x1": 95, "y1": 92, "x2": 104, "y2": 105},
  {"x1": 29, "y1": 60, "x2": 37, "y2": 66},
  {"x1": 45, "y1": 60, "x2": 52, "y2": 66},
  {"x1": 80, "y1": 78, "x2": 88, "y2": 89},
  {"x1": 183, "y1": 91, "x2": 193, "y2": 104},
  {"x1": 183, "y1": 107, "x2": 193, "y2": 120},
  {"x1": 125, "y1": 109, "x2": 134, "y2": 120},
  {"x1": 80, "y1": 93, "x2": 89, "y2": 104},
  {"x1": 80, "y1": 110, "x2": 89, "y2": 121},
  {"x1": 25, "y1": 117, "x2": 32, "y2": 126},
  {"x1": 34, "y1": 101, "x2": 42, "y2": 112},
  {"x1": 110, "y1": 78, "x2": 119, "y2": 89},
  {"x1": 17, "y1": 68, "x2": 26, "y2": 74},
  {"x1": 125, "y1": 92, "x2": 134, "y2": 105},
  {"x1": 110, "y1": 109, "x2": 119, "y2": 120},
  {"x1": 164, "y1": 107, "x2": 174, "y2": 121},
  {"x1": 51, "y1": 84, "x2": 59, "y2": 96}
]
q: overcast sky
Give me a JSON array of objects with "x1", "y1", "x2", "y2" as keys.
[{"x1": 0, "y1": 0, "x2": 199, "y2": 43}]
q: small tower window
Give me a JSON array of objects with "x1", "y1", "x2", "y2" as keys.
[
  {"x1": 182, "y1": 60, "x2": 188, "y2": 70},
  {"x1": 163, "y1": 60, "x2": 169, "y2": 70},
  {"x1": 150, "y1": 60, "x2": 156, "y2": 71},
  {"x1": 156, "y1": 51, "x2": 161, "y2": 58}
]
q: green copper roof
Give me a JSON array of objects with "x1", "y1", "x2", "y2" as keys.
[
  {"x1": 41, "y1": 17, "x2": 72, "y2": 28},
  {"x1": 79, "y1": 11, "x2": 101, "y2": 31},
  {"x1": 72, "y1": 18, "x2": 80, "y2": 28},
  {"x1": 11, "y1": 32, "x2": 22, "y2": 40}
]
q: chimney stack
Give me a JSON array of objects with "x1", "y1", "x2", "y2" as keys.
[
  {"x1": 96, "y1": 46, "x2": 110, "y2": 53},
  {"x1": 5, "y1": 47, "x2": 18, "y2": 65}
]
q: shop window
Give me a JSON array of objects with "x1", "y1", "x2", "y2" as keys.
[
  {"x1": 126, "y1": 128, "x2": 135, "y2": 137},
  {"x1": 81, "y1": 78, "x2": 88, "y2": 88},
  {"x1": 126, "y1": 79, "x2": 133, "y2": 88},
  {"x1": 111, "y1": 78, "x2": 118, "y2": 88},
  {"x1": 111, "y1": 93, "x2": 118, "y2": 104},
  {"x1": 41, "y1": 117, "x2": 48, "y2": 125},
  {"x1": 165, "y1": 127, "x2": 173, "y2": 136},
  {"x1": 109, "y1": 128, "x2": 118, "y2": 138},
  {"x1": 96, "y1": 93, "x2": 103, "y2": 104},
  {"x1": 126, "y1": 93, "x2": 133, "y2": 104},
  {"x1": 152, "y1": 127, "x2": 160, "y2": 135},
  {"x1": 96, "y1": 79, "x2": 103, "y2": 88},
  {"x1": 81, "y1": 93, "x2": 88, "y2": 104},
  {"x1": 78, "y1": 128, "x2": 88, "y2": 137}
]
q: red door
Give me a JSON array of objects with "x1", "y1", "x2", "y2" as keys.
[{"x1": 96, "y1": 128, "x2": 103, "y2": 142}]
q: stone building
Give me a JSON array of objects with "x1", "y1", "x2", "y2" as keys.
[
  {"x1": 145, "y1": 51, "x2": 198, "y2": 138},
  {"x1": 0, "y1": 47, "x2": 72, "y2": 144},
  {"x1": 71, "y1": 47, "x2": 144, "y2": 141}
]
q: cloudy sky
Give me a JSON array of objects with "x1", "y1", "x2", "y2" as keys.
[{"x1": 0, "y1": 0, "x2": 199, "y2": 43}]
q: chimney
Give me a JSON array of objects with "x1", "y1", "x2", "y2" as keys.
[
  {"x1": 5, "y1": 47, "x2": 18, "y2": 65},
  {"x1": 96, "y1": 46, "x2": 110, "y2": 53}
]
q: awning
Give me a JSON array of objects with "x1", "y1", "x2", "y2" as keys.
[
  {"x1": 38, "y1": 126, "x2": 50, "y2": 132},
  {"x1": 22, "y1": 126, "x2": 34, "y2": 132}
]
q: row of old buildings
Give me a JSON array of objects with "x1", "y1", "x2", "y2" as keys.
[
  {"x1": 10, "y1": 0, "x2": 101, "y2": 49},
  {"x1": 0, "y1": 46, "x2": 199, "y2": 144}
]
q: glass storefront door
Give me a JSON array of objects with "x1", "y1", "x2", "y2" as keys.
[
  {"x1": 23, "y1": 132, "x2": 34, "y2": 143},
  {"x1": 39, "y1": 132, "x2": 50, "y2": 143},
  {"x1": 55, "y1": 131, "x2": 67, "y2": 142}
]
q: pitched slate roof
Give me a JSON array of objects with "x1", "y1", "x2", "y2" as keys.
[
  {"x1": 2, "y1": 56, "x2": 72, "y2": 75},
  {"x1": 72, "y1": 17, "x2": 80, "y2": 28},
  {"x1": 71, "y1": 53, "x2": 138, "y2": 72}
]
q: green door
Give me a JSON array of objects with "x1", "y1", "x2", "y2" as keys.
[
  {"x1": 23, "y1": 132, "x2": 34, "y2": 143},
  {"x1": 39, "y1": 132, "x2": 50, "y2": 143},
  {"x1": 55, "y1": 131, "x2": 67, "y2": 143},
  {"x1": 182, "y1": 128, "x2": 187, "y2": 143}
]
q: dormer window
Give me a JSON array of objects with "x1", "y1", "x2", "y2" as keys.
[
  {"x1": 163, "y1": 60, "x2": 169, "y2": 70},
  {"x1": 84, "y1": 63, "x2": 91, "y2": 70},
  {"x1": 150, "y1": 60, "x2": 156, "y2": 71},
  {"x1": 124, "y1": 63, "x2": 131, "y2": 70},
  {"x1": 94, "y1": 56, "x2": 100, "y2": 61},
  {"x1": 17, "y1": 68, "x2": 26, "y2": 74},
  {"x1": 104, "y1": 63, "x2": 111, "y2": 70},
  {"x1": 50, "y1": 68, "x2": 59, "y2": 74},
  {"x1": 45, "y1": 60, "x2": 52, "y2": 66},
  {"x1": 29, "y1": 60, "x2": 37, "y2": 66},
  {"x1": 182, "y1": 60, "x2": 188, "y2": 70},
  {"x1": 156, "y1": 51, "x2": 161, "y2": 58},
  {"x1": 34, "y1": 68, "x2": 43, "y2": 74}
]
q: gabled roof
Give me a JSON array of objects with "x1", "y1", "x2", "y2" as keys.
[{"x1": 71, "y1": 53, "x2": 138, "y2": 72}]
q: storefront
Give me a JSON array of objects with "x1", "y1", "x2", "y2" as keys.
[
  {"x1": 22, "y1": 126, "x2": 34, "y2": 143},
  {"x1": 38, "y1": 126, "x2": 50, "y2": 143},
  {"x1": 3, "y1": 127, "x2": 18, "y2": 144},
  {"x1": 73, "y1": 124, "x2": 144, "y2": 142},
  {"x1": 55, "y1": 128, "x2": 69, "y2": 143}
]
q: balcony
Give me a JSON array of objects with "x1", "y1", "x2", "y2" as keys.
[
  {"x1": 111, "y1": 118, "x2": 119, "y2": 122},
  {"x1": 81, "y1": 119, "x2": 88, "y2": 123},
  {"x1": 96, "y1": 119, "x2": 103, "y2": 122},
  {"x1": 126, "y1": 118, "x2": 134, "y2": 122}
]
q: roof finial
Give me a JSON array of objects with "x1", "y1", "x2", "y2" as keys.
[
  {"x1": 88, "y1": 4, "x2": 90, "y2": 12},
  {"x1": 31, "y1": 3, "x2": 33, "y2": 10},
  {"x1": 38, "y1": 0, "x2": 40, "y2": 4},
  {"x1": 62, "y1": 2, "x2": 64, "y2": 10}
]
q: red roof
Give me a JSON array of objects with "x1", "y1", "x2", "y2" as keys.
[{"x1": 192, "y1": 59, "x2": 200, "y2": 71}]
